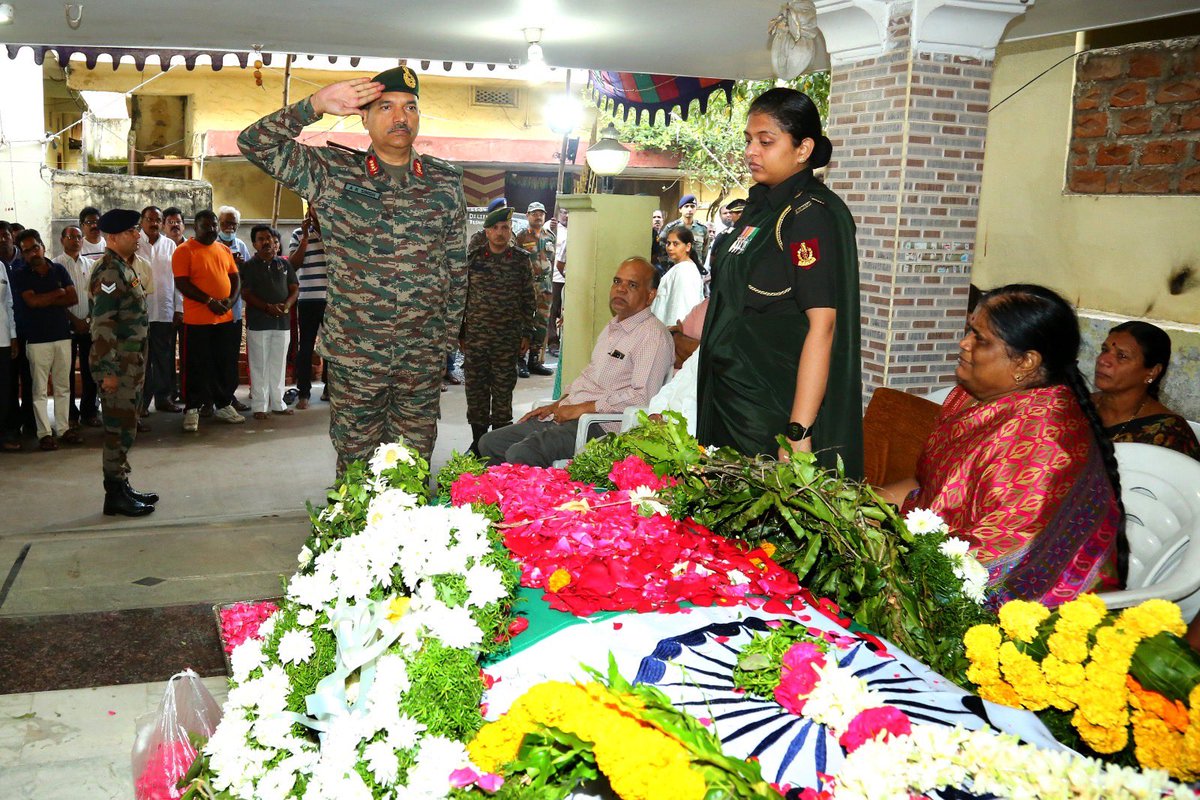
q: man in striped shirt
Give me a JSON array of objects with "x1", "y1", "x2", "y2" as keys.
[
  {"x1": 479, "y1": 256, "x2": 673, "y2": 466},
  {"x1": 288, "y1": 207, "x2": 329, "y2": 409}
]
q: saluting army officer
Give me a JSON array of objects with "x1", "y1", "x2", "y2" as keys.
[
  {"x1": 90, "y1": 209, "x2": 157, "y2": 516},
  {"x1": 238, "y1": 65, "x2": 467, "y2": 475}
]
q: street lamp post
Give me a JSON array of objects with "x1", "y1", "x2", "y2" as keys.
[{"x1": 584, "y1": 122, "x2": 630, "y2": 193}]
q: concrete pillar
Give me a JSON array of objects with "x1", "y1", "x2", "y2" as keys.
[
  {"x1": 556, "y1": 193, "x2": 658, "y2": 393},
  {"x1": 816, "y1": 0, "x2": 1032, "y2": 396},
  {"x1": 0, "y1": 49, "x2": 52, "y2": 232}
]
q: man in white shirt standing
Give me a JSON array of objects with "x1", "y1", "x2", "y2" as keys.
[
  {"x1": 548, "y1": 207, "x2": 568, "y2": 356},
  {"x1": 137, "y1": 206, "x2": 183, "y2": 415},
  {"x1": 52, "y1": 225, "x2": 100, "y2": 428},
  {"x1": 78, "y1": 206, "x2": 107, "y2": 260}
]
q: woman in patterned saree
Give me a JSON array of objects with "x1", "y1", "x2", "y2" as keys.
[
  {"x1": 880, "y1": 284, "x2": 1124, "y2": 607},
  {"x1": 1093, "y1": 320, "x2": 1200, "y2": 460}
]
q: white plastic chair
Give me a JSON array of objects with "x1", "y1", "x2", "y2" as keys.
[
  {"x1": 1098, "y1": 442, "x2": 1200, "y2": 620},
  {"x1": 924, "y1": 385, "x2": 954, "y2": 405}
]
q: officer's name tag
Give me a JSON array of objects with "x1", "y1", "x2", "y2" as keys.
[
  {"x1": 101, "y1": 282, "x2": 116, "y2": 294},
  {"x1": 346, "y1": 185, "x2": 382, "y2": 200}
]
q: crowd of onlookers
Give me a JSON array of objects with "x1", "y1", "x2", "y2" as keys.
[{"x1": 0, "y1": 204, "x2": 328, "y2": 453}]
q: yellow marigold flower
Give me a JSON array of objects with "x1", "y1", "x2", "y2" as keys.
[
  {"x1": 548, "y1": 568, "x2": 572, "y2": 593},
  {"x1": 1127, "y1": 676, "x2": 1189, "y2": 732},
  {"x1": 1115, "y1": 599, "x2": 1186, "y2": 639},
  {"x1": 978, "y1": 678, "x2": 1022, "y2": 708},
  {"x1": 966, "y1": 663, "x2": 1002, "y2": 689},
  {"x1": 1042, "y1": 654, "x2": 1085, "y2": 712},
  {"x1": 964, "y1": 624, "x2": 1002, "y2": 663},
  {"x1": 1046, "y1": 627, "x2": 1090, "y2": 665},
  {"x1": 760, "y1": 541, "x2": 777, "y2": 558},
  {"x1": 997, "y1": 600, "x2": 1051, "y2": 643},
  {"x1": 1130, "y1": 709, "x2": 1187, "y2": 778},
  {"x1": 1074, "y1": 709, "x2": 1129, "y2": 754},
  {"x1": 1057, "y1": 593, "x2": 1108, "y2": 630},
  {"x1": 998, "y1": 641, "x2": 1051, "y2": 711},
  {"x1": 1180, "y1": 712, "x2": 1200, "y2": 782}
]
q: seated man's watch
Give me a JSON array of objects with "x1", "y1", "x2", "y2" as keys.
[{"x1": 786, "y1": 421, "x2": 814, "y2": 441}]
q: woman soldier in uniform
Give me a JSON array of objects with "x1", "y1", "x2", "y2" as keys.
[{"x1": 696, "y1": 88, "x2": 863, "y2": 476}]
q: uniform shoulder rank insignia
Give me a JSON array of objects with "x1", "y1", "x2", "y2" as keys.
[
  {"x1": 366, "y1": 154, "x2": 381, "y2": 177},
  {"x1": 790, "y1": 239, "x2": 820, "y2": 269},
  {"x1": 101, "y1": 282, "x2": 117, "y2": 294},
  {"x1": 412, "y1": 158, "x2": 424, "y2": 178}
]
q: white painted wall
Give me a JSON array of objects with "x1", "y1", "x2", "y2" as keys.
[{"x1": 0, "y1": 51, "x2": 52, "y2": 232}]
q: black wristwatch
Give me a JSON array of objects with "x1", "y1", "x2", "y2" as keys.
[{"x1": 786, "y1": 421, "x2": 814, "y2": 441}]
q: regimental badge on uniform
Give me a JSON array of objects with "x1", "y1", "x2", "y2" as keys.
[
  {"x1": 728, "y1": 226, "x2": 759, "y2": 255},
  {"x1": 412, "y1": 158, "x2": 424, "y2": 178},
  {"x1": 366, "y1": 154, "x2": 381, "y2": 177},
  {"x1": 790, "y1": 239, "x2": 820, "y2": 269}
]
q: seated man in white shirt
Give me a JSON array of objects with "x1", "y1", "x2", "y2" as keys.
[{"x1": 480, "y1": 256, "x2": 673, "y2": 467}]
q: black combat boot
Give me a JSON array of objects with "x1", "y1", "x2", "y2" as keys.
[
  {"x1": 104, "y1": 478, "x2": 155, "y2": 517},
  {"x1": 469, "y1": 423, "x2": 490, "y2": 456},
  {"x1": 527, "y1": 350, "x2": 554, "y2": 376},
  {"x1": 124, "y1": 480, "x2": 160, "y2": 505},
  {"x1": 516, "y1": 356, "x2": 530, "y2": 379}
]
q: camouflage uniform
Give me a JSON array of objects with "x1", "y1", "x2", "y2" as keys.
[
  {"x1": 660, "y1": 219, "x2": 710, "y2": 265},
  {"x1": 514, "y1": 227, "x2": 556, "y2": 350},
  {"x1": 238, "y1": 98, "x2": 467, "y2": 472},
  {"x1": 88, "y1": 250, "x2": 148, "y2": 479},
  {"x1": 462, "y1": 243, "x2": 535, "y2": 427}
]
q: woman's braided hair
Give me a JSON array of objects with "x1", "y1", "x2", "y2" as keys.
[{"x1": 979, "y1": 283, "x2": 1127, "y2": 584}]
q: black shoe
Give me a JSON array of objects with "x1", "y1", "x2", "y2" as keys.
[
  {"x1": 232, "y1": 399, "x2": 251, "y2": 412},
  {"x1": 517, "y1": 360, "x2": 530, "y2": 379},
  {"x1": 103, "y1": 479, "x2": 154, "y2": 517},
  {"x1": 200, "y1": 404, "x2": 214, "y2": 418},
  {"x1": 528, "y1": 361, "x2": 554, "y2": 376},
  {"x1": 283, "y1": 388, "x2": 299, "y2": 405},
  {"x1": 124, "y1": 480, "x2": 159, "y2": 505},
  {"x1": 469, "y1": 423, "x2": 489, "y2": 457}
]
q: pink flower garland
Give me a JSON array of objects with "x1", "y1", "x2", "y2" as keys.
[
  {"x1": 217, "y1": 600, "x2": 279, "y2": 655},
  {"x1": 450, "y1": 459, "x2": 799, "y2": 617}
]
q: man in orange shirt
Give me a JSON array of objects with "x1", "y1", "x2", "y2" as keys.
[{"x1": 172, "y1": 209, "x2": 245, "y2": 431}]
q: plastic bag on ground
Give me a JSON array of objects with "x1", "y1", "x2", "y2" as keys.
[{"x1": 131, "y1": 668, "x2": 223, "y2": 800}]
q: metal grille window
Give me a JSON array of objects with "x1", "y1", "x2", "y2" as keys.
[{"x1": 472, "y1": 86, "x2": 519, "y2": 108}]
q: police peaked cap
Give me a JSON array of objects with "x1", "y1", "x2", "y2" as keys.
[
  {"x1": 678, "y1": 194, "x2": 697, "y2": 208},
  {"x1": 484, "y1": 207, "x2": 514, "y2": 228},
  {"x1": 372, "y1": 65, "x2": 420, "y2": 97},
  {"x1": 98, "y1": 208, "x2": 141, "y2": 234},
  {"x1": 726, "y1": 198, "x2": 747, "y2": 212}
]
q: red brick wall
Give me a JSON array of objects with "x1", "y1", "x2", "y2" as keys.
[
  {"x1": 827, "y1": 11, "x2": 991, "y2": 398},
  {"x1": 1069, "y1": 36, "x2": 1200, "y2": 194}
]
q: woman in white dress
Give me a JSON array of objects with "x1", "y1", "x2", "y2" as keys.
[{"x1": 650, "y1": 225, "x2": 705, "y2": 327}]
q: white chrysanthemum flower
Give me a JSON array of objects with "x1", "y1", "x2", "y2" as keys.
[
  {"x1": 297, "y1": 545, "x2": 314, "y2": 569},
  {"x1": 802, "y1": 660, "x2": 878, "y2": 732},
  {"x1": 905, "y1": 507, "x2": 947, "y2": 535},
  {"x1": 464, "y1": 562, "x2": 507, "y2": 608},
  {"x1": 257, "y1": 612, "x2": 279, "y2": 641},
  {"x1": 287, "y1": 562, "x2": 338, "y2": 610},
  {"x1": 938, "y1": 536, "x2": 970, "y2": 559},
  {"x1": 418, "y1": 600, "x2": 483, "y2": 649},
  {"x1": 296, "y1": 607, "x2": 317, "y2": 627},
  {"x1": 229, "y1": 638, "x2": 266, "y2": 683},
  {"x1": 956, "y1": 556, "x2": 990, "y2": 604},
  {"x1": 627, "y1": 485, "x2": 669, "y2": 516},
  {"x1": 386, "y1": 715, "x2": 426, "y2": 751},
  {"x1": 254, "y1": 665, "x2": 292, "y2": 713},
  {"x1": 318, "y1": 501, "x2": 344, "y2": 522},
  {"x1": 364, "y1": 739, "x2": 400, "y2": 787},
  {"x1": 407, "y1": 736, "x2": 470, "y2": 796},
  {"x1": 253, "y1": 714, "x2": 299, "y2": 753},
  {"x1": 369, "y1": 441, "x2": 416, "y2": 475},
  {"x1": 373, "y1": 654, "x2": 411, "y2": 698},
  {"x1": 254, "y1": 764, "x2": 297, "y2": 800},
  {"x1": 277, "y1": 628, "x2": 315, "y2": 665}
]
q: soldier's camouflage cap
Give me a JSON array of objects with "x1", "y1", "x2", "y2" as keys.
[
  {"x1": 484, "y1": 207, "x2": 514, "y2": 228},
  {"x1": 527, "y1": 202, "x2": 546, "y2": 214},
  {"x1": 372, "y1": 65, "x2": 420, "y2": 97},
  {"x1": 98, "y1": 208, "x2": 141, "y2": 234}
]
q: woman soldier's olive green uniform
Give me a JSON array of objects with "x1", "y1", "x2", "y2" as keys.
[{"x1": 697, "y1": 167, "x2": 864, "y2": 478}]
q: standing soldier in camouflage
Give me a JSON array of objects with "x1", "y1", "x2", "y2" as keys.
[
  {"x1": 514, "y1": 201, "x2": 555, "y2": 377},
  {"x1": 238, "y1": 66, "x2": 467, "y2": 473},
  {"x1": 89, "y1": 209, "x2": 157, "y2": 517},
  {"x1": 462, "y1": 206, "x2": 535, "y2": 454}
]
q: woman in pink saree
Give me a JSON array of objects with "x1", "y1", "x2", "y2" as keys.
[{"x1": 882, "y1": 285, "x2": 1123, "y2": 607}]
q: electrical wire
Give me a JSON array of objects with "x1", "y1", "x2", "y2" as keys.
[{"x1": 987, "y1": 50, "x2": 1081, "y2": 113}]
